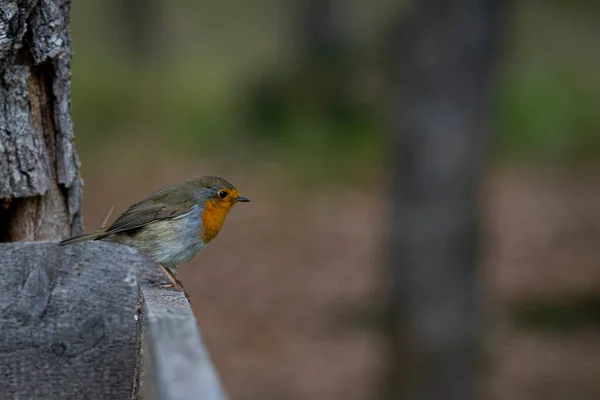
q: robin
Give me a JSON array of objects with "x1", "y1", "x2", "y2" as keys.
[{"x1": 59, "y1": 176, "x2": 249, "y2": 293}]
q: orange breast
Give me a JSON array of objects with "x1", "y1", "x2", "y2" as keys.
[{"x1": 201, "y1": 200, "x2": 232, "y2": 243}]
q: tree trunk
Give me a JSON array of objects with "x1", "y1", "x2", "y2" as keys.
[
  {"x1": 0, "y1": 0, "x2": 82, "y2": 242},
  {"x1": 111, "y1": 0, "x2": 162, "y2": 65},
  {"x1": 295, "y1": 0, "x2": 343, "y2": 60},
  {"x1": 386, "y1": 1, "x2": 504, "y2": 399}
]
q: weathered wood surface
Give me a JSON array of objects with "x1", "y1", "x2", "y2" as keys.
[
  {"x1": 139, "y1": 287, "x2": 227, "y2": 400},
  {"x1": 0, "y1": 0, "x2": 82, "y2": 241},
  {"x1": 0, "y1": 241, "x2": 226, "y2": 399},
  {"x1": 0, "y1": 241, "x2": 153, "y2": 398},
  {"x1": 386, "y1": 1, "x2": 504, "y2": 399}
]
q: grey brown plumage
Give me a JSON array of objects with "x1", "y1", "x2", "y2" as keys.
[{"x1": 58, "y1": 176, "x2": 249, "y2": 290}]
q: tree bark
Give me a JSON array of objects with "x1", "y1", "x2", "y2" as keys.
[
  {"x1": 0, "y1": 0, "x2": 82, "y2": 242},
  {"x1": 386, "y1": 1, "x2": 504, "y2": 399}
]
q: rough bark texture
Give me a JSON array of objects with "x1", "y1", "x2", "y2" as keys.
[
  {"x1": 0, "y1": 241, "x2": 159, "y2": 399},
  {"x1": 386, "y1": 1, "x2": 503, "y2": 399},
  {"x1": 0, "y1": 0, "x2": 82, "y2": 241}
]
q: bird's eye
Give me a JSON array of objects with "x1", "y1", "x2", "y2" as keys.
[{"x1": 218, "y1": 191, "x2": 228, "y2": 199}]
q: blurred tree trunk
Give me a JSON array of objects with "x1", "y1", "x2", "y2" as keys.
[
  {"x1": 386, "y1": 1, "x2": 504, "y2": 399},
  {"x1": 295, "y1": 0, "x2": 344, "y2": 62},
  {"x1": 293, "y1": 0, "x2": 354, "y2": 122},
  {"x1": 0, "y1": 0, "x2": 82, "y2": 242},
  {"x1": 246, "y1": 0, "x2": 366, "y2": 138},
  {"x1": 112, "y1": 0, "x2": 162, "y2": 65}
]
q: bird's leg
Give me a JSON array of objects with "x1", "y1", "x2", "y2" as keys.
[
  {"x1": 156, "y1": 263, "x2": 185, "y2": 291},
  {"x1": 154, "y1": 263, "x2": 191, "y2": 302}
]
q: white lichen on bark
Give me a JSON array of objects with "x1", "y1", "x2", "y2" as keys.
[{"x1": 0, "y1": 0, "x2": 82, "y2": 240}]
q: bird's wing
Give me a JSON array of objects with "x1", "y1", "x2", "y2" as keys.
[{"x1": 102, "y1": 200, "x2": 195, "y2": 236}]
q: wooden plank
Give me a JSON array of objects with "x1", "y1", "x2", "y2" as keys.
[
  {"x1": 139, "y1": 286, "x2": 227, "y2": 400},
  {"x1": 0, "y1": 241, "x2": 226, "y2": 399},
  {"x1": 0, "y1": 241, "x2": 158, "y2": 399}
]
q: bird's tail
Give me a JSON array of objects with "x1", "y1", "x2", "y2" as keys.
[{"x1": 58, "y1": 229, "x2": 108, "y2": 246}]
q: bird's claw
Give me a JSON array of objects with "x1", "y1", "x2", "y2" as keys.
[
  {"x1": 151, "y1": 281, "x2": 191, "y2": 303},
  {"x1": 152, "y1": 281, "x2": 174, "y2": 289}
]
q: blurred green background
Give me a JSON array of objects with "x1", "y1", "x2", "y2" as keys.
[
  {"x1": 71, "y1": 1, "x2": 600, "y2": 172},
  {"x1": 69, "y1": 2, "x2": 600, "y2": 399}
]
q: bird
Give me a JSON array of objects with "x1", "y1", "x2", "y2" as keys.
[{"x1": 59, "y1": 176, "x2": 249, "y2": 292}]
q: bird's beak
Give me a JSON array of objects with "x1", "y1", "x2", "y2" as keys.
[{"x1": 236, "y1": 196, "x2": 250, "y2": 203}]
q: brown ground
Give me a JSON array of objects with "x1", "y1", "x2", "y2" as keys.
[
  {"x1": 484, "y1": 165, "x2": 600, "y2": 400},
  {"x1": 80, "y1": 161, "x2": 600, "y2": 400}
]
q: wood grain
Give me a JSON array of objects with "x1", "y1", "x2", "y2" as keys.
[
  {"x1": 0, "y1": 241, "x2": 155, "y2": 398},
  {"x1": 0, "y1": 241, "x2": 226, "y2": 399},
  {"x1": 139, "y1": 286, "x2": 227, "y2": 400}
]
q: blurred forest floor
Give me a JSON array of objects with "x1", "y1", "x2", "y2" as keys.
[
  {"x1": 80, "y1": 159, "x2": 600, "y2": 400},
  {"x1": 67, "y1": 1, "x2": 600, "y2": 398}
]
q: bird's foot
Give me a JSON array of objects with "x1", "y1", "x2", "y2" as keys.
[
  {"x1": 154, "y1": 262, "x2": 190, "y2": 302},
  {"x1": 151, "y1": 280, "x2": 190, "y2": 302},
  {"x1": 152, "y1": 281, "x2": 175, "y2": 289},
  {"x1": 152, "y1": 280, "x2": 184, "y2": 291}
]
